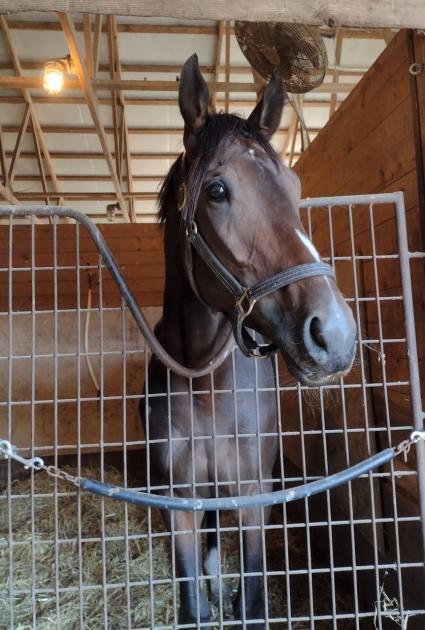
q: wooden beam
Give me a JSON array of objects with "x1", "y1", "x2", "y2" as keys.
[
  {"x1": 5, "y1": 19, "x2": 217, "y2": 34},
  {"x1": 8, "y1": 103, "x2": 30, "y2": 184},
  {"x1": 1, "y1": 2, "x2": 423, "y2": 28},
  {"x1": 92, "y1": 14, "x2": 102, "y2": 77},
  {"x1": 0, "y1": 75, "x2": 356, "y2": 94},
  {"x1": 13, "y1": 191, "x2": 159, "y2": 200},
  {"x1": 281, "y1": 111, "x2": 298, "y2": 161},
  {"x1": 0, "y1": 122, "x2": 8, "y2": 186},
  {"x1": 0, "y1": 181, "x2": 18, "y2": 204},
  {"x1": 58, "y1": 11, "x2": 130, "y2": 222},
  {"x1": 107, "y1": 15, "x2": 122, "y2": 183},
  {"x1": 0, "y1": 20, "x2": 402, "y2": 38},
  {"x1": 209, "y1": 20, "x2": 224, "y2": 110},
  {"x1": 1, "y1": 124, "x2": 320, "y2": 136},
  {"x1": 0, "y1": 16, "x2": 62, "y2": 205},
  {"x1": 224, "y1": 21, "x2": 231, "y2": 113},
  {"x1": 83, "y1": 14, "x2": 94, "y2": 79},
  {"x1": 0, "y1": 59, "x2": 367, "y2": 76},
  {"x1": 0, "y1": 95, "x2": 343, "y2": 108},
  {"x1": 30, "y1": 121, "x2": 51, "y2": 205},
  {"x1": 13, "y1": 174, "x2": 164, "y2": 182},
  {"x1": 5, "y1": 150, "x2": 180, "y2": 160},
  {"x1": 330, "y1": 30, "x2": 343, "y2": 117},
  {"x1": 288, "y1": 119, "x2": 299, "y2": 167},
  {"x1": 108, "y1": 15, "x2": 136, "y2": 221}
]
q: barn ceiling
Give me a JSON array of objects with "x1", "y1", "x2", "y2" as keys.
[{"x1": 0, "y1": 12, "x2": 391, "y2": 222}]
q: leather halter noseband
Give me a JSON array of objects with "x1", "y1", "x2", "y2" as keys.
[{"x1": 178, "y1": 170, "x2": 336, "y2": 359}]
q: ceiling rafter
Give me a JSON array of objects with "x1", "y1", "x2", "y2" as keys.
[
  {"x1": 107, "y1": 15, "x2": 123, "y2": 185},
  {"x1": 83, "y1": 13, "x2": 94, "y2": 79},
  {"x1": 0, "y1": 95, "x2": 344, "y2": 108},
  {"x1": 3, "y1": 20, "x2": 399, "y2": 40},
  {"x1": 281, "y1": 110, "x2": 298, "y2": 162},
  {"x1": 0, "y1": 122, "x2": 8, "y2": 187},
  {"x1": 0, "y1": 181, "x2": 19, "y2": 204},
  {"x1": 8, "y1": 104, "x2": 30, "y2": 185},
  {"x1": 329, "y1": 30, "x2": 344, "y2": 118},
  {"x1": 58, "y1": 11, "x2": 130, "y2": 222},
  {"x1": 209, "y1": 21, "x2": 224, "y2": 110},
  {"x1": 0, "y1": 124, "x2": 321, "y2": 136},
  {"x1": 93, "y1": 14, "x2": 103, "y2": 77},
  {"x1": 107, "y1": 15, "x2": 136, "y2": 222},
  {"x1": 0, "y1": 59, "x2": 368, "y2": 77},
  {"x1": 0, "y1": 15, "x2": 63, "y2": 205},
  {"x1": 0, "y1": 76, "x2": 356, "y2": 93},
  {"x1": 224, "y1": 20, "x2": 231, "y2": 113}
]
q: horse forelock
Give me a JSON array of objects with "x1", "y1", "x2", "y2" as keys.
[{"x1": 157, "y1": 112, "x2": 279, "y2": 224}]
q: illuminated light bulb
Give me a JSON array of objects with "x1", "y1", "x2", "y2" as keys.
[{"x1": 43, "y1": 60, "x2": 65, "y2": 95}]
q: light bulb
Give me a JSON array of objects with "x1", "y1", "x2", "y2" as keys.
[{"x1": 43, "y1": 61, "x2": 65, "y2": 95}]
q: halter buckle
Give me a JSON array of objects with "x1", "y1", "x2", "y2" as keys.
[
  {"x1": 235, "y1": 289, "x2": 256, "y2": 319},
  {"x1": 185, "y1": 220, "x2": 198, "y2": 238}
]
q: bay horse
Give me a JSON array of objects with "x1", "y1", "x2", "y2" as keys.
[{"x1": 141, "y1": 54, "x2": 357, "y2": 628}]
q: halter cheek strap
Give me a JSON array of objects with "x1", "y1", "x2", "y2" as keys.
[{"x1": 185, "y1": 220, "x2": 336, "y2": 359}]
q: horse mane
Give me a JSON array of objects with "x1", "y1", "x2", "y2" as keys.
[{"x1": 157, "y1": 112, "x2": 279, "y2": 223}]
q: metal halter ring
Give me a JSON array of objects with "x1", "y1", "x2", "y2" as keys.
[{"x1": 235, "y1": 289, "x2": 256, "y2": 318}]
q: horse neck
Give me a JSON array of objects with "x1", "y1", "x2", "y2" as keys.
[{"x1": 160, "y1": 201, "x2": 230, "y2": 369}]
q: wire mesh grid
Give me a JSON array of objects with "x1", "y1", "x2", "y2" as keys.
[{"x1": 0, "y1": 194, "x2": 424, "y2": 629}]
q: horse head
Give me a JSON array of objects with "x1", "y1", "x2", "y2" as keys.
[{"x1": 171, "y1": 54, "x2": 357, "y2": 386}]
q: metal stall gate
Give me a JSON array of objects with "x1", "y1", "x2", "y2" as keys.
[{"x1": 0, "y1": 193, "x2": 424, "y2": 629}]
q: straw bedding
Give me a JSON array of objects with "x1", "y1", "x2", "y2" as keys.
[{"x1": 0, "y1": 466, "x2": 352, "y2": 629}]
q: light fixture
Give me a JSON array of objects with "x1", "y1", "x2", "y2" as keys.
[
  {"x1": 43, "y1": 55, "x2": 74, "y2": 95},
  {"x1": 106, "y1": 203, "x2": 119, "y2": 222}
]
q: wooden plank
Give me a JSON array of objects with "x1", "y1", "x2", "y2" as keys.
[
  {"x1": 295, "y1": 32, "x2": 410, "y2": 195},
  {"x1": 92, "y1": 14, "x2": 102, "y2": 78},
  {"x1": 1, "y1": 2, "x2": 424, "y2": 28},
  {"x1": 0, "y1": 75, "x2": 355, "y2": 94},
  {"x1": 0, "y1": 95, "x2": 341, "y2": 107},
  {"x1": 329, "y1": 30, "x2": 343, "y2": 117},
  {"x1": 224, "y1": 20, "x2": 231, "y2": 113},
  {"x1": 209, "y1": 20, "x2": 224, "y2": 110},
  {"x1": 5, "y1": 19, "x2": 216, "y2": 34},
  {"x1": 12, "y1": 191, "x2": 159, "y2": 201},
  {"x1": 83, "y1": 13, "x2": 94, "y2": 79},
  {"x1": 58, "y1": 12, "x2": 130, "y2": 222},
  {"x1": 0, "y1": 59, "x2": 366, "y2": 76},
  {"x1": 0, "y1": 181, "x2": 18, "y2": 204},
  {"x1": 0, "y1": 124, "x2": 315, "y2": 136},
  {"x1": 5, "y1": 150, "x2": 180, "y2": 160},
  {"x1": 8, "y1": 103, "x2": 30, "y2": 185},
  {"x1": 0, "y1": 292, "x2": 163, "y2": 311},
  {"x1": 30, "y1": 121, "x2": 51, "y2": 205},
  {"x1": 0, "y1": 122, "x2": 7, "y2": 186}
]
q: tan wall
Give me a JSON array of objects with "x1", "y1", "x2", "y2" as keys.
[
  {"x1": 0, "y1": 218, "x2": 165, "y2": 455},
  {"x1": 292, "y1": 30, "x2": 424, "y2": 564},
  {"x1": 0, "y1": 307, "x2": 162, "y2": 456}
]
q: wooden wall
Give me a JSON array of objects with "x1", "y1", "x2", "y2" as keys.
[
  {"x1": 0, "y1": 222, "x2": 164, "y2": 312},
  {"x1": 292, "y1": 29, "x2": 425, "y2": 607},
  {"x1": 294, "y1": 31, "x2": 425, "y2": 405}
]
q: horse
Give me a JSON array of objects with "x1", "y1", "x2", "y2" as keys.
[{"x1": 140, "y1": 54, "x2": 357, "y2": 628}]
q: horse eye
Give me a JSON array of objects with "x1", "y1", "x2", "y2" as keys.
[{"x1": 206, "y1": 180, "x2": 227, "y2": 201}]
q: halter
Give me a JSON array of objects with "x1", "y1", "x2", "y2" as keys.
[{"x1": 178, "y1": 164, "x2": 336, "y2": 359}]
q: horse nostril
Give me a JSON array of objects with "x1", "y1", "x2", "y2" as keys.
[{"x1": 309, "y1": 316, "x2": 328, "y2": 352}]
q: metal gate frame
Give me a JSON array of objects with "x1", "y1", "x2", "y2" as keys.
[{"x1": 0, "y1": 191, "x2": 424, "y2": 628}]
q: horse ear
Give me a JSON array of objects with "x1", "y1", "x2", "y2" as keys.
[
  {"x1": 248, "y1": 70, "x2": 285, "y2": 139},
  {"x1": 179, "y1": 54, "x2": 209, "y2": 141}
]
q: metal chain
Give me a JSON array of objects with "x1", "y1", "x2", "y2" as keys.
[
  {"x1": 1, "y1": 431, "x2": 425, "y2": 501},
  {"x1": 0, "y1": 439, "x2": 81, "y2": 487}
]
